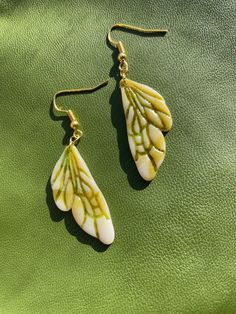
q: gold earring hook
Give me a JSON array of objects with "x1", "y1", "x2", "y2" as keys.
[
  {"x1": 107, "y1": 23, "x2": 168, "y2": 48},
  {"x1": 53, "y1": 80, "x2": 109, "y2": 114},
  {"x1": 107, "y1": 24, "x2": 168, "y2": 80},
  {"x1": 53, "y1": 80, "x2": 109, "y2": 144}
]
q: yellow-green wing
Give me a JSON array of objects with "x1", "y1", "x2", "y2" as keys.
[
  {"x1": 51, "y1": 145, "x2": 114, "y2": 245},
  {"x1": 120, "y1": 78, "x2": 172, "y2": 181}
]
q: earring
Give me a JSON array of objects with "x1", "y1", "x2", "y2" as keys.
[
  {"x1": 108, "y1": 24, "x2": 173, "y2": 181},
  {"x1": 51, "y1": 80, "x2": 115, "y2": 245}
]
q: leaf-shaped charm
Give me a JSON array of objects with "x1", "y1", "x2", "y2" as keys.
[
  {"x1": 120, "y1": 78, "x2": 172, "y2": 181},
  {"x1": 51, "y1": 144, "x2": 115, "y2": 245}
]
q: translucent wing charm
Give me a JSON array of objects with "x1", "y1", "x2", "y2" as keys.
[
  {"x1": 120, "y1": 78, "x2": 172, "y2": 181},
  {"x1": 51, "y1": 144, "x2": 115, "y2": 245}
]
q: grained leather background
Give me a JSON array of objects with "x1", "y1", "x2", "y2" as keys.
[{"x1": 0, "y1": 0, "x2": 236, "y2": 313}]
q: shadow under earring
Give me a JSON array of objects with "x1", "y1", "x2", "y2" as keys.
[
  {"x1": 51, "y1": 80, "x2": 115, "y2": 245},
  {"x1": 108, "y1": 24, "x2": 173, "y2": 181}
]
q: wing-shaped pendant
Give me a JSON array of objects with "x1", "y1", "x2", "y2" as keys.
[
  {"x1": 120, "y1": 78, "x2": 172, "y2": 181},
  {"x1": 51, "y1": 144, "x2": 115, "y2": 245}
]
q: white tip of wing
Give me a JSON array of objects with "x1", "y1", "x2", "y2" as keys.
[
  {"x1": 136, "y1": 154, "x2": 156, "y2": 181},
  {"x1": 97, "y1": 217, "x2": 115, "y2": 245}
]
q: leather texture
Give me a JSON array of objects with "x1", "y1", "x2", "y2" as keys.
[{"x1": 0, "y1": 1, "x2": 235, "y2": 313}]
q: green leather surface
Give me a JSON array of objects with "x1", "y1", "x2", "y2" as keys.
[{"x1": 1, "y1": 1, "x2": 236, "y2": 313}]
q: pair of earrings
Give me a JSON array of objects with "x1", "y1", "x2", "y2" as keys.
[{"x1": 50, "y1": 24, "x2": 173, "y2": 245}]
